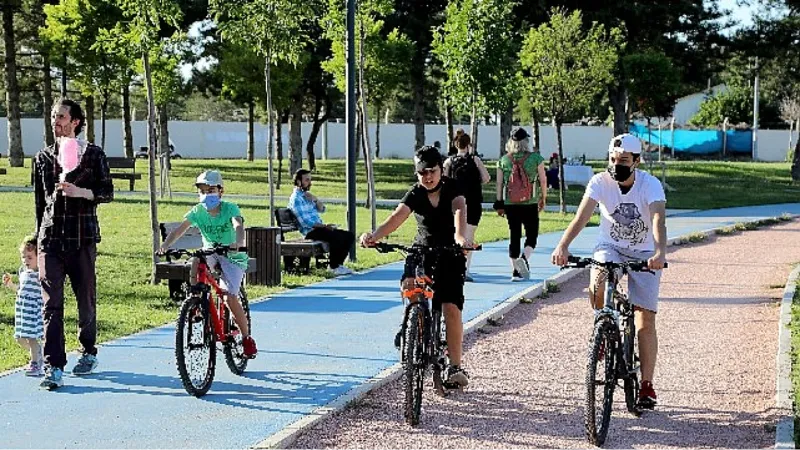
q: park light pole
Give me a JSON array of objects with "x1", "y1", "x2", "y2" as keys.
[
  {"x1": 346, "y1": 0, "x2": 357, "y2": 260},
  {"x1": 752, "y1": 56, "x2": 760, "y2": 161}
]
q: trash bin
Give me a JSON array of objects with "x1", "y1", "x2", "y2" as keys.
[{"x1": 246, "y1": 227, "x2": 281, "y2": 286}]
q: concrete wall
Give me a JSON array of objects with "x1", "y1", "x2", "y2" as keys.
[
  {"x1": 672, "y1": 84, "x2": 728, "y2": 125},
  {"x1": 1, "y1": 118, "x2": 794, "y2": 162}
]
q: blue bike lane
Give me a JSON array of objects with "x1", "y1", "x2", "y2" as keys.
[{"x1": 1, "y1": 203, "x2": 798, "y2": 449}]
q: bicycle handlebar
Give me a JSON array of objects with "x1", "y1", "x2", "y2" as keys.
[
  {"x1": 158, "y1": 245, "x2": 247, "y2": 259},
  {"x1": 371, "y1": 242, "x2": 482, "y2": 255},
  {"x1": 564, "y1": 255, "x2": 668, "y2": 273}
]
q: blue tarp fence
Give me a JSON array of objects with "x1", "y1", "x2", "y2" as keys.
[{"x1": 630, "y1": 123, "x2": 752, "y2": 155}]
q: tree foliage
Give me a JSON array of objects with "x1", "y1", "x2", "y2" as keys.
[
  {"x1": 623, "y1": 50, "x2": 681, "y2": 120},
  {"x1": 431, "y1": 0, "x2": 518, "y2": 117},
  {"x1": 520, "y1": 8, "x2": 622, "y2": 124}
]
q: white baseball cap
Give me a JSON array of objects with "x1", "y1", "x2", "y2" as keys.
[
  {"x1": 195, "y1": 170, "x2": 224, "y2": 187},
  {"x1": 608, "y1": 134, "x2": 642, "y2": 154}
]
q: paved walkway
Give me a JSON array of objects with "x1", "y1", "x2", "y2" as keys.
[{"x1": 0, "y1": 203, "x2": 798, "y2": 448}]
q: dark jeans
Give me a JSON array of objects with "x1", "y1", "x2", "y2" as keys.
[
  {"x1": 505, "y1": 204, "x2": 540, "y2": 258},
  {"x1": 39, "y1": 244, "x2": 98, "y2": 369},
  {"x1": 306, "y1": 227, "x2": 355, "y2": 269}
]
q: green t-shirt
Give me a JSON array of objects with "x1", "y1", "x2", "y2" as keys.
[
  {"x1": 497, "y1": 151, "x2": 544, "y2": 205},
  {"x1": 184, "y1": 201, "x2": 249, "y2": 270}
]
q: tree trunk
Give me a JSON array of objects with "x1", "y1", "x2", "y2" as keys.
[
  {"x1": 531, "y1": 107, "x2": 540, "y2": 153},
  {"x1": 306, "y1": 99, "x2": 329, "y2": 171},
  {"x1": 60, "y1": 51, "x2": 67, "y2": 96},
  {"x1": 355, "y1": 110, "x2": 362, "y2": 161},
  {"x1": 445, "y1": 103, "x2": 454, "y2": 154},
  {"x1": 247, "y1": 100, "x2": 254, "y2": 162},
  {"x1": 375, "y1": 109, "x2": 381, "y2": 159},
  {"x1": 358, "y1": 29, "x2": 377, "y2": 230},
  {"x1": 556, "y1": 119, "x2": 566, "y2": 214},
  {"x1": 470, "y1": 102, "x2": 479, "y2": 154},
  {"x1": 500, "y1": 102, "x2": 513, "y2": 156},
  {"x1": 100, "y1": 95, "x2": 108, "y2": 150},
  {"x1": 788, "y1": 119, "x2": 795, "y2": 154},
  {"x1": 3, "y1": 5, "x2": 23, "y2": 166},
  {"x1": 609, "y1": 83, "x2": 628, "y2": 135},
  {"x1": 792, "y1": 130, "x2": 800, "y2": 181},
  {"x1": 265, "y1": 55, "x2": 275, "y2": 226},
  {"x1": 276, "y1": 111, "x2": 283, "y2": 189},
  {"x1": 288, "y1": 98, "x2": 303, "y2": 176},
  {"x1": 85, "y1": 94, "x2": 96, "y2": 143},
  {"x1": 42, "y1": 49, "x2": 54, "y2": 147},
  {"x1": 122, "y1": 82, "x2": 133, "y2": 157},
  {"x1": 158, "y1": 103, "x2": 169, "y2": 157},
  {"x1": 411, "y1": 55, "x2": 425, "y2": 151},
  {"x1": 142, "y1": 51, "x2": 160, "y2": 284}
]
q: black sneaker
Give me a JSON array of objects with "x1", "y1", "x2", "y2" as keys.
[
  {"x1": 444, "y1": 365, "x2": 469, "y2": 389},
  {"x1": 511, "y1": 270, "x2": 524, "y2": 282}
]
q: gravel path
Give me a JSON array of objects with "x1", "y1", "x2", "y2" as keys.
[{"x1": 290, "y1": 220, "x2": 800, "y2": 449}]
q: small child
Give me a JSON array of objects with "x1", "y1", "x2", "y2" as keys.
[
  {"x1": 2, "y1": 236, "x2": 45, "y2": 377},
  {"x1": 158, "y1": 170, "x2": 257, "y2": 358}
]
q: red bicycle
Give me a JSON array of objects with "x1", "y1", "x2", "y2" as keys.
[{"x1": 159, "y1": 246, "x2": 252, "y2": 397}]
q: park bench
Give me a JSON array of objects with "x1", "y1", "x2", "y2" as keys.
[
  {"x1": 275, "y1": 207, "x2": 330, "y2": 274},
  {"x1": 155, "y1": 221, "x2": 257, "y2": 301},
  {"x1": 107, "y1": 156, "x2": 142, "y2": 191}
]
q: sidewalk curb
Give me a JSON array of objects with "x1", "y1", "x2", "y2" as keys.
[
  {"x1": 776, "y1": 264, "x2": 799, "y2": 449},
  {"x1": 253, "y1": 216, "x2": 798, "y2": 449}
]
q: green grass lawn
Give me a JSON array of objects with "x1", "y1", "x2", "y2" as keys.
[
  {"x1": 0, "y1": 191, "x2": 590, "y2": 371},
  {"x1": 4, "y1": 158, "x2": 798, "y2": 210}
]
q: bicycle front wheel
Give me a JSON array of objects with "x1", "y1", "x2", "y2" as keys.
[
  {"x1": 585, "y1": 318, "x2": 617, "y2": 446},
  {"x1": 224, "y1": 286, "x2": 251, "y2": 375},
  {"x1": 175, "y1": 295, "x2": 216, "y2": 397},
  {"x1": 402, "y1": 304, "x2": 426, "y2": 426}
]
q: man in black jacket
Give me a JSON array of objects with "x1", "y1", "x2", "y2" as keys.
[{"x1": 33, "y1": 98, "x2": 114, "y2": 390}]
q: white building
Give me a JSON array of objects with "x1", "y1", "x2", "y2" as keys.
[{"x1": 671, "y1": 84, "x2": 729, "y2": 125}]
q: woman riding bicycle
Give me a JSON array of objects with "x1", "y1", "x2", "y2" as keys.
[
  {"x1": 551, "y1": 134, "x2": 666, "y2": 409},
  {"x1": 360, "y1": 145, "x2": 473, "y2": 388}
]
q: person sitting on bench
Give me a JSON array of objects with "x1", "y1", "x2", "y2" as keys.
[{"x1": 288, "y1": 169, "x2": 355, "y2": 276}]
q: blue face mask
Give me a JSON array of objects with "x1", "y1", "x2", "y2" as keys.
[{"x1": 200, "y1": 193, "x2": 221, "y2": 210}]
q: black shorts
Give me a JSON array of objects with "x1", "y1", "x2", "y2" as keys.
[
  {"x1": 466, "y1": 201, "x2": 483, "y2": 226},
  {"x1": 400, "y1": 251, "x2": 466, "y2": 311}
]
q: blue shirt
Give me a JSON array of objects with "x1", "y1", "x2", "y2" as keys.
[{"x1": 288, "y1": 187, "x2": 324, "y2": 236}]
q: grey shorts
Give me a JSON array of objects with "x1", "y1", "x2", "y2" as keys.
[
  {"x1": 205, "y1": 254, "x2": 245, "y2": 297},
  {"x1": 593, "y1": 243, "x2": 662, "y2": 313}
]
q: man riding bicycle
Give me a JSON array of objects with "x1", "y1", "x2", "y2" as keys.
[
  {"x1": 360, "y1": 145, "x2": 473, "y2": 389},
  {"x1": 551, "y1": 134, "x2": 666, "y2": 409}
]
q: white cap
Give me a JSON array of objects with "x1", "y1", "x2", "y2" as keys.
[
  {"x1": 608, "y1": 134, "x2": 642, "y2": 154},
  {"x1": 195, "y1": 170, "x2": 223, "y2": 187}
]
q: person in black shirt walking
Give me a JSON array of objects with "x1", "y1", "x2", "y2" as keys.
[
  {"x1": 443, "y1": 133, "x2": 490, "y2": 281},
  {"x1": 32, "y1": 98, "x2": 114, "y2": 390},
  {"x1": 360, "y1": 146, "x2": 473, "y2": 388}
]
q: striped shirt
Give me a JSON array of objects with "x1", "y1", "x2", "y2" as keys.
[{"x1": 14, "y1": 267, "x2": 43, "y2": 340}]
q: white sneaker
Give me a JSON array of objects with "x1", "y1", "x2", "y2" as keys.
[
  {"x1": 330, "y1": 266, "x2": 353, "y2": 276},
  {"x1": 513, "y1": 257, "x2": 530, "y2": 280}
]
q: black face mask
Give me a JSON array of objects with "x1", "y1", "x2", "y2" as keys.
[
  {"x1": 300, "y1": 183, "x2": 311, "y2": 192},
  {"x1": 608, "y1": 164, "x2": 633, "y2": 182}
]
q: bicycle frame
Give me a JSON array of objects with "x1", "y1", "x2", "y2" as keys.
[{"x1": 192, "y1": 256, "x2": 232, "y2": 344}]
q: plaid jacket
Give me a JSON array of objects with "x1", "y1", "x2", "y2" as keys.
[
  {"x1": 33, "y1": 143, "x2": 114, "y2": 252},
  {"x1": 287, "y1": 187, "x2": 324, "y2": 236}
]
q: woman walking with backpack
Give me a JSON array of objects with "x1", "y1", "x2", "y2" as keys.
[
  {"x1": 493, "y1": 127, "x2": 547, "y2": 282},
  {"x1": 444, "y1": 133, "x2": 490, "y2": 282}
]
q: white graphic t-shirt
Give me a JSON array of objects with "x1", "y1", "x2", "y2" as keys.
[{"x1": 585, "y1": 169, "x2": 666, "y2": 252}]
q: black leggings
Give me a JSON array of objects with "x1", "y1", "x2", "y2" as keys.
[{"x1": 505, "y1": 204, "x2": 539, "y2": 258}]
